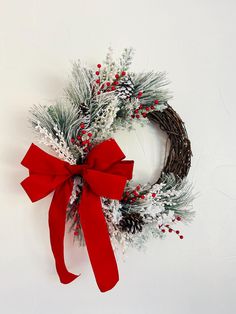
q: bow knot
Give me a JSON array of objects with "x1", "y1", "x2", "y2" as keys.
[
  {"x1": 66, "y1": 163, "x2": 87, "y2": 176},
  {"x1": 21, "y1": 138, "x2": 134, "y2": 292}
]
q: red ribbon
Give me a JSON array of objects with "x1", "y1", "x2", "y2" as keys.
[{"x1": 21, "y1": 138, "x2": 134, "y2": 292}]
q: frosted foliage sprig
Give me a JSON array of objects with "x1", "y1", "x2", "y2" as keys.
[
  {"x1": 119, "y1": 48, "x2": 134, "y2": 71},
  {"x1": 69, "y1": 176, "x2": 83, "y2": 205},
  {"x1": 124, "y1": 173, "x2": 194, "y2": 221},
  {"x1": 91, "y1": 96, "x2": 120, "y2": 142},
  {"x1": 101, "y1": 198, "x2": 128, "y2": 253},
  {"x1": 100, "y1": 48, "x2": 116, "y2": 83},
  {"x1": 99, "y1": 47, "x2": 134, "y2": 84},
  {"x1": 120, "y1": 222, "x2": 164, "y2": 251},
  {"x1": 35, "y1": 121, "x2": 76, "y2": 165}
]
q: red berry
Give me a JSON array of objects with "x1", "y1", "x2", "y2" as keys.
[
  {"x1": 95, "y1": 71, "x2": 99, "y2": 75},
  {"x1": 138, "y1": 91, "x2": 143, "y2": 97},
  {"x1": 131, "y1": 115, "x2": 135, "y2": 118},
  {"x1": 88, "y1": 132, "x2": 92, "y2": 137},
  {"x1": 136, "y1": 185, "x2": 140, "y2": 191},
  {"x1": 111, "y1": 86, "x2": 116, "y2": 91},
  {"x1": 71, "y1": 138, "x2": 75, "y2": 143},
  {"x1": 176, "y1": 230, "x2": 180, "y2": 235},
  {"x1": 96, "y1": 79, "x2": 100, "y2": 84},
  {"x1": 146, "y1": 107, "x2": 150, "y2": 111},
  {"x1": 139, "y1": 104, "x2": 143, "y2": 109},
  {"x1": 161, "y1": 229, "x2": 166, "y2": 233},
  {"x1": 77, "y1": 135, "x2": 81, "y2": 140},
  {"x1": 154, "y1": 99, "x2": 159, "y2": 104},
  {"x1": 74, "y1": 231, "x2": 79, "y2": 236},
  {"x1": 152, "y1": 193, "x2": 156, "y2": 198},
  {"x1": 142, "y1": 113, "x2": 147, "y2": 117},
  {"x1": 80, "y1": 123, "x2": 85, "y2": 129},
  {"x1": 82, "y1": 130, "x2": 86, "y2": 134},
  {"x1": 97, "y1": 64, "x2": 101, "y2": 68},
  {"x1": 97, "y1": 91, "x2": 101, "y2": 95},
  {"x1": 141, "y1": 195, "x2": 145, "y2": 199},
  {"x1": 179, "y1": 235, "x2": 184, "y2": 239},
  {"x1": 121, "y1": 71, "x2": 126, "y2": 76},
  {"x1": 134, "y1": 109, "x2": 139, "y2": 114},
  {"x1": 101, "y1": 84, "x2": 105, "y2": 89},
  {"x1": 114, "y1": 81, "x2": 119, "y2": 85},
  {"x1": 115, "y1": 74, "x2": 119, "y2": 79},
  {"x1": 150, "y1": 105, "x2": 155, "y2": 110},
  {"x1": 169, "y1": 228, "x2": 173, "y2": 233},
  {"x1": 133, "y1": 191, "x2": 139, "y2": 196},
  {"x1": 136, "y1": 114, "x2": 140, "y2": 119},
  {"x1": 176, "y1": 216, "x2": 181, "y2": 221},
  {"x1": 106, "y1": 82, "x2": 111, "y2": 86}
]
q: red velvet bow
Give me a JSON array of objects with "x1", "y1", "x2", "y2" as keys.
[{"x1": 21, "y1": 138, "x2": 134, "y2": 292}]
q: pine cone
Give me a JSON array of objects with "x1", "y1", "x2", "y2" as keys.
[
  {"x1": 80, "y1": 102, "x2": 90, "y2": 115},
  {"x1": 119, "y1": 212, "x2": 145, "y2": 234},
  {"x1": 116, "y1": 76, "x2": 134, "y2": 100}
]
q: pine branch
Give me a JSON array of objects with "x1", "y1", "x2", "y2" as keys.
[
  {"x1": 132, "y1": 71, "x2": 171, "y2": 105},
  {"x1": 65, "y1": 62, "x2": 95, "y2": 108},
  {"x1": 30, "y1": 102, "x2": 84, "y2": 144}
]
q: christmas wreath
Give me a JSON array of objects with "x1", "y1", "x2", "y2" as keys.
[{"x1": 21, "y1": 48, "x2": 194, "y2": 292}]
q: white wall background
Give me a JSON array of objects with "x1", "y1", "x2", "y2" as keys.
[{"x1": 1, "y1": 0, "x2": 236, "y2": 313}]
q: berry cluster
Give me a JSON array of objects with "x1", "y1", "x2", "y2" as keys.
[
  {"x1": 122, "y1": 185, "x2": 155, "y2": 203},
  {"x1": 131, "y1": 99, "x2": 159, "y2": 119},
  {"x1": 95, "y1": 64, "x2": 126, "y2": 95},
  {"x1": 160, "y1": 216, "x2": 184, "y2": 240},
  {"x1": 70, "y1": 123, "x2": 93, "y2": 153}
]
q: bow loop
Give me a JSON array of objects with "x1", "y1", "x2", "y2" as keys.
[
  {"x1": 84, "y1": 169, "x2": 128, "y2": 200},
  {"x1": 22, "y1": 143, "x2": 70, "y2": 175},
  {"x1": 85, "y1": 139, "x2": 126, "y2": 171}
]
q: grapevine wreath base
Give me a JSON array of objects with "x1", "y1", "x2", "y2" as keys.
[{"x1": 21, "y1": 48, "x2": 194, "y2": 292}]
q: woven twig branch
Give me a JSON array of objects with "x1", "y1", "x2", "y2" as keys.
[{"x1": 148, "y1": 103, "x2": 192, "y2": 182}]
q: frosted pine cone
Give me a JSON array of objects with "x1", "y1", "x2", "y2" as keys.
[
  {"x1": 116, "y1": 76, "x2": 134, "y2": 100},
  {"x1": 119, "y1": 212, "x2": 145, "y2": 234}
]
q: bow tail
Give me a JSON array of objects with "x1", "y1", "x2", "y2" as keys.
[
  {"x1": 79, "y1": 185, "x2": 119, "y2": 292},
  {"x1": 48, "y1": 179, "x2": 79, "y2": 284}
]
